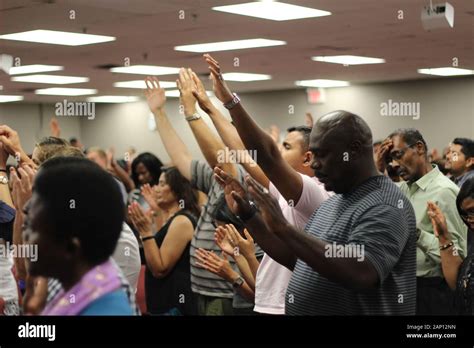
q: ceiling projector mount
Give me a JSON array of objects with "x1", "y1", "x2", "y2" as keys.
[{"x1": 421, "y1": 1, "x2": 454, "y2": 30}]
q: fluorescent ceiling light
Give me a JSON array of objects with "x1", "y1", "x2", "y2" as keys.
[
  {"x1": 222, "y1": 72, "x2": 271, "y2": 81},
  {"x1": 87, "y1": 96, "x2": 140, "y2": 103},
  {"x1": 114, "y1": 80, "x2": 176, "y2": 89},
  {"x1": 312, "y1": 55, "x2": 385, "y2": 65},
  {"x1": 174, "y1": 38, "x2": 286, "y2": 53},
  {"x1": 165, "y1": 90, "x2": 212, "y2": 98},
  {"x1": 213, "y1": 1, "x2": 331, "y2": 21},
  {"x1": 0, "y1": 30, "x2": 115, "y2": 46},
  {"x1": 295, "y1": 79, "x2": 349, "y2": 88},
  {"x1": 111, "y1": 65, "x2": 180, "y2": 75},
  {"x1": 417, "y1": 67, "x2": 474, "y2": 76},
  {"x1": 0, "y1": 95, "x2": 24, "y2": 103},
  {"x1": 12, "y1": 74, "x2": 89, "y2": 84},
  {"x1": 35, "y1": 88, "x2": 97, "y2": 96},
  {"x1": 9, "y1": 64, "x2": 64, "y2": 75}
]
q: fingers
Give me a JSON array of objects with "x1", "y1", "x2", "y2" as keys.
[
  {"x1": 226, "y1": 224, "x2": 240, "y2": 243},
  {"x1": 243, "y1": 228, "x2": 253, "y2": 243}
]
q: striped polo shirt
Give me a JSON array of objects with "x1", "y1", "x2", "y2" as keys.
[
  {"x1": 286, "y1": 175, "x2": 417, "y2": 315},
  {"x1": 190, "y1": 160, "x2": 246, "y2": 298}
]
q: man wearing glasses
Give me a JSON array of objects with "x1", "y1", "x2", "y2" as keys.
[{"x1": 376, "y1": 128, "x2": 467, "y2": 315}]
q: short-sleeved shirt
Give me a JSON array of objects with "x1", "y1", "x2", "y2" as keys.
[
  {"x1": 286, "y1": 175, "x2": 417, "y2": 315},
  {"x1": 254, "y1": 174, "x2": 330, "y2": 314},
  {"x1": 190, "y1": 160, "x2": 246, "y2": 298}
]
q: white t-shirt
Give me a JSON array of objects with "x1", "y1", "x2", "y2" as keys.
[
  {"x1": 0, "y1": 249, "x2": 19, "y2": 315},
  {"x1": 254, "y1": 174, "x2": 330, "y2": 314},
  {"x1": 112, "y1": 222, "x2": 141, "y2": 293}
]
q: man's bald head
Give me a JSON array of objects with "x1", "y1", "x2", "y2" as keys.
[{"x1": 309, "y1": 110, "x2": 376, "y2": 193}]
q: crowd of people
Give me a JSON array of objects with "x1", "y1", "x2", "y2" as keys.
[{"x1": 0, "y1": 53, "x2": 472, "y2": 316}]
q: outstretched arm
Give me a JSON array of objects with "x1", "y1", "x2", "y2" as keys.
[
  {"x1": 145, "y1": 77, "x2": 192, "y2": 181},
  {"x1": 203, "y1": 54, "x2": 303, "y2": 203}
]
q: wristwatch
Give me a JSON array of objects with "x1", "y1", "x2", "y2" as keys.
[
  {"x1": 224, "y1": 93, "x2": 240, "y2": 110},
  {"x1": 232, "y1": 275, "x2": 244, "y2": 288},
  {"x1": 185, "y1": 112, "x2": 201, "y2": 122},
  {"x1": 0, "y1": 174, "x2": 8, "y2": 185}
]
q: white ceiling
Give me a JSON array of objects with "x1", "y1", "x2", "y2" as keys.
[{"x1": 0, "y1": 0, "x2": 473, "y2": 102}]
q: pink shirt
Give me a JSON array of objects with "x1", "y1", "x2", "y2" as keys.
[{"x1": 254, "y1": 174, "x2": 330, "y2": 314}]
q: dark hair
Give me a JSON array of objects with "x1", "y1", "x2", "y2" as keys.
[
  {"x1": 212, "y1": 195, "x2": 245, "y2": 231},
  {"x1": 162, "y1": 166, "x2": 200, "y2": 218},
  {"x1": 131, "y1": 152, "x2": 163, "y2": 187},
  {"x1": 37, "y1": 136, "x2": 68, "y2": 147},
  {"x1": 389, "y1": 128, "x2": 428, "y2": 155},
  {"x1": 69, "y1": 137, "x2": 78, "y2": 144},
  {"x1": 34, "y1": 157, "x2": 124, "y2": 265},
  {"x1": 453, "y1": 138, "x2": 474, "y2": 160},
  {"x1": 456, "y1": 177, "x2": 474, "y2": 224},
  {"x1": 373, "y1": 140, "x2": 382, "y2": 147},
  {"x1": 287, "y1": 125, "x2": 312, "y2": 151}
]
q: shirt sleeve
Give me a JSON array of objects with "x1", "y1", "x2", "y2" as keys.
[
  {"x1": 190, "y1": 160, "x2": 214, "y2": 193},
  {"x1": 348, "y1": 204, "x2": 413, "y2": 284},
  {"x1": 293, "y1": 175, "x2": 329, "y2": 218}
]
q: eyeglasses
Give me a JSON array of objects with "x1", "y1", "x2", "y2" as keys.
[{"x1": 387, "y1": 143, "x2": 417, "y2": 162}]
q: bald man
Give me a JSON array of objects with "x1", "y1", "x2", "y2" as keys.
[{"x1": 219, "y1": 110, "x2": 418, "y2": 315}]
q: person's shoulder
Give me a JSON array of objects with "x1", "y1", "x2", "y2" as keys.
[{"x1": 80, "y1": 290, "x2": 133, "y2": 316}]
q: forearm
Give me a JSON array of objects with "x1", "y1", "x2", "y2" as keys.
[
  {"x1": 439, "y1": 247, "x2": 463, "y2": 290},
  {"x1": 234, "y1": 255, "x2": 256, "y2": 290},
  {"x1": 111, "y1": 162, "x2": 135, "y2": 192},
  {"x1": 142, "y1": 239, "x2": 167, "y2": 277},
  {"x1": 187, "y1": 117, "x2": 237, "y2": 177},
  {"x1": 274, "y1": 222, "x2": 378, "y2": 289},
  {"x1": 222, "y1": 268, "x2": 255, "y2": 302},
  {"x1": 229, "y1": 103, "x2": 280, "y2": 172},
  {"x1": 241, "y1": 252, "x2": 260, "y2": 281},
  {"x1": 153, "y1": 109, "x2": 192, "y2": 180},
  {"x1": 245, "y1": 216, "x2": 296, "y2": 271},
  {"x1": 13, "y1": 212, "x2": 27, "y2": 280},
  {"x1": 207, "y1": 106, "x2": 269, "y2": 187}
]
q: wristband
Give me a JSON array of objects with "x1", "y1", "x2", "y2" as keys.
[
  {"x1": 439, "y1": 241, "x2": 454, "y2": 251},
  {"x1": 236, "y1": 201, "x2": 258, "y2": 222},
  {"x1": 223, "y1": 93, "x2": 240, "y2": 110},
  {"x1": 141, "y1": 235, "x2": 155, "y2": 242}
]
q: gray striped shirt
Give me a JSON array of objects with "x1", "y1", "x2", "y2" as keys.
[
  {"x1": 190, "y1": 160, "x2": 246, "y2": 298},
  {"x1": 286, "y1": 175, "x2": 417, "y2": 315}
]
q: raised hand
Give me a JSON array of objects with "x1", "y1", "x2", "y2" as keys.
[
  {"x1": 245, "y1": 174, "x2": 287, "y2": 234},
  {"x1": 144, "y1": 76, "x2": 166, "y2": 113},
  {"x1": 214, "y1": 225, "x2": 235, "y2": 256},
  {"x1": 203, "y1": 54, "x2": 234, "y2": 104},
  {"x1": 176, "y1": 68, "x2": 197, "y2": 116},
  {"x1": 49, "y1": 117, "x2": 61, "y2": 137},
  {"x1": 141, "y1": 183, "x2": 160, "y2": 213},
  {"x1": 0, "y1": 141, "x2": 9, "y2": 169},
  {"x1": 305, "y1": 112, "x2": 314, "y2": 128},
  {"x1": 128, "y1": 201, "x2": 153, "y2": 237},
  {"x1": 427, "y1": 201, "x2": 450, "y2": 242},
  {"x1": 195, "y1": 248, "x2": 236, "y2": 282},
  {"x1": 225, "y1": 224, "x2": 255, "y2": 258},
  {"x1": 375, "y1": 138, "x2": 393, "y2": 173},
  {"x1": 0, "y1": 125, "x2": 27, "y2": 161},
  {"x1": 10, "y1": 165, "x2": 36, "y2": 211},
  {"x1": 213, "y1": 166, "x2": 252, "y2": 217},
  {"x1": 190, "y1": 70, "x2": 214, "y2": 114}
]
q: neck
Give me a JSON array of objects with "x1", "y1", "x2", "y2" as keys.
[
  {"x1": 420, "y1": 160, "x2": 433, "y2": 177},
  {"x1": 160, "y1": 201, "x2": 181, "y2": 221},
  {"x1": 348, "y1": 161, "x2": 380, "y2": 191},
  {"x1": 59, "y1": 262, "x2": 95, "y2": 291}
]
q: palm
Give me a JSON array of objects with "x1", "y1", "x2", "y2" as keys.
[{"x1": 146, "y1": 89, "x2": 165, "y2": 112}]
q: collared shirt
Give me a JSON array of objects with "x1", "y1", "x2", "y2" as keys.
[
  {"x1": 454, "y1": 170, "x2": 474, "y2": 189},
  {"x1": 398, "y1": 165, "x2": 468, "y2": 278}
]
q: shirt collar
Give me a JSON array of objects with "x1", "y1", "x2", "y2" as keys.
[{"x1": 410, "y1": 164, "x2": 440, "y2": 191}]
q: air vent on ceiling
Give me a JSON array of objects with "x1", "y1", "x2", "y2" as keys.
[
  {"x1": 95, "y1": 64, "x2": 121, "y2": 69},
  {"x1": 314, "y1": 46, "x2": 353, "y2": 52}
]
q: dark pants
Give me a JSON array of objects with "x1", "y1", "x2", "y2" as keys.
[
  {"x1": 196, "y1": 294, "x2": 234, "y2": 316},
  {"x1": 416, "y1": 277, "x2": 456, "y2": 315}
]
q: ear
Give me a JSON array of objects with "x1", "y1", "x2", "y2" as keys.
[
  {"x1": 466, "y1": 157, "x2": 474, "y2": 170},
  {"x1": 302, "y1": 151, "x2": 313, "y2": 167},
  {"x1": 415, "y1": 141, "x2": 427, "y2": 156}
]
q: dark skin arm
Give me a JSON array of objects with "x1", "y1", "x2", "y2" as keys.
[
  {"x1": 204, "y1": 54, "x2": 304, "y2": 204},
  {"x1": 243, "y1": 174, "x2": 380, "y2": 290}
]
